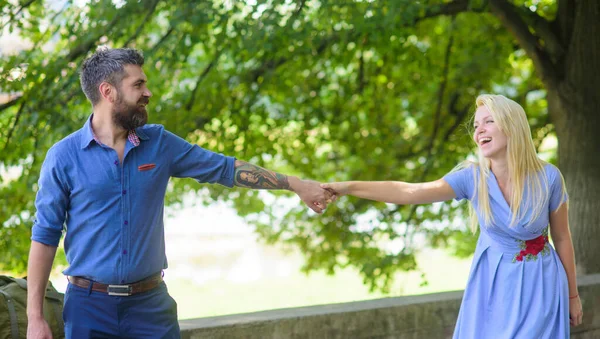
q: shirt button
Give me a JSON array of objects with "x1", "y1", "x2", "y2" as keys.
[
  {"x1": 124, "y1": 220, "x2": 128, "y2": 225},
  {"x1": 114, "y1": 160, "x2": 118, "y2": 165},
  {"x1": 123, "y1": 250, "x2": 127, "y2": 255},
  {"x1": 122, "y1": 190, "x2": 127, "y2": 195}
]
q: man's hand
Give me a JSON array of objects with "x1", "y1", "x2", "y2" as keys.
[
  {"x1": 27, "y1": 315, "x2": 53, "y2": 339},
  {"x1": 290, "y1": 178, "x2": 335, "y2": 213}
]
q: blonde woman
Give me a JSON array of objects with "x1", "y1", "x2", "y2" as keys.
[{"x1": 322, "y1": 94, "x2": 582, "y2": 338}]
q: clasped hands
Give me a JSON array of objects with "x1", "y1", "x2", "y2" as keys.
[{"x1": 292, "y1": 179, "x2": 348, "y2": 214}]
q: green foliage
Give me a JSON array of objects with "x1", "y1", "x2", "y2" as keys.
[{"x1": 1, "y1": 0, "x2": 557, "y2": 292}]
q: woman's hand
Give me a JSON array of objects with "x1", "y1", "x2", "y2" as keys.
[{"x1": 569, "y1": 295, "x2": 583, "y2": 326}]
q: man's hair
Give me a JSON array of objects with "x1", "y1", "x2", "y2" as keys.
[{"x1": 80, "y1": 47, "x2": 145, "y2": 105}]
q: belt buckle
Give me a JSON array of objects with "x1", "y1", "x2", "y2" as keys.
[{"x1": 107, "y1": 284, "x2": 132, "y2": 296}]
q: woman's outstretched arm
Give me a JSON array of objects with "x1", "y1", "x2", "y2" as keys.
[{"x1": 321, "y1": 178, "x2": 456, "y2": 205}]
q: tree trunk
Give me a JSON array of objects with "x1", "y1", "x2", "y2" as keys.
[
  {"x1": 547, "y1": 0, "x2": 600, "y2": 275},
  {"x1": 549, "y1": 91, "x2": 600, "y2": 276}
]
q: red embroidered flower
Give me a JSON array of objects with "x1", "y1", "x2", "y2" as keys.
[{"x1": 515, "y1": 234, "x2": 548, "y2": 262}]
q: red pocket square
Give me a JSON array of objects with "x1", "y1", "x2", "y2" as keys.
[{"x1": 138, "y1": 163, "x2": 156, "y2": 171}]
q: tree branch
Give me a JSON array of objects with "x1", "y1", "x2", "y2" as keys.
[
  {"x1": 29, "y1": 1, "x2": 70, "y2": 52},
  {"x1": 384, "y1": 92, "x2": 472, "y2": 238},
  {"x1": 488, "y1": 0, "x2": 557, "y2": 85},
  {"x1": 247, "y1": 0, "x2": 479, "y2": 86},
  {"x1": 513, "y1": 5, "x2": 565, "y2": 62},
  {"x1": 66, "y1": 11, "x2": 123, "y2": 61},
  {"x1": 150, "y1": 26, "x2": 175, "y2": 53},
  {"x1": 123, "y1": 0, "x2": 161, "y2": 47},
  {"x1": 535, "y1": 128, "x2": 553, "y2": 153},
  {"x1": 3, "y1": 102, "x2": 25, "y2": 151},
  {"x1": 391, "y1": 97, "x2": 471, "y2": 240},
  {"x1": 420, "y1": 0, "x2": 479, "y2": 22},
  {"x1": 14, "y1": 0, "x2": 37, "y2": 15},
  {"x1": 248, "y1": 35, "x2": 337, "y2": 83},
  {"x1": 394, "y1": 96, "x2": 467, "y2": 163},
  {"x1": 357, "y1": 52, "x2": 365, "y2": 94},
  {"x1": 382, "y1": 27, "x2": 463, "y2": 241},
  {"x1": 400, "y1": 25, "x2": 455, "y2": 239},
  {"x1": 4, "y1": 75, "x2": 80, "y2": 152},
  {"x1": 443, "y1": 98, "x2": 471, "y2": 141},
  {"x1": 293, "y1": 0, "x2": 307, "y2": 16},
  {"x1": 186, "y1": 50, "x2": 222, "y2": 111},
  {"x1": 5, "y1": 0, "x2": 71, "y2": 75},
  {"x1": 245, "y1": 0, "x2": 324, "y2": 83},
  {"x1": 0, "y1": 0, "x2": 37, "y2": 31},
  {"x1": 427, "y1": 28, "x2": 455, "y2": 159},
  {"x1": 0, "y1": 96, "x2": 22, "y2": 112}
]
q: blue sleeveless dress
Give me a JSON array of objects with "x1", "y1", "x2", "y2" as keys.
[{"x1": 444, "y1": 163, "x2": 570, "y2": 338}]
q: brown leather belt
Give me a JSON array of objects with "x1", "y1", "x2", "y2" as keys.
[{"x1": 67, "y1": 272, "x2": 163, "y2": 296}]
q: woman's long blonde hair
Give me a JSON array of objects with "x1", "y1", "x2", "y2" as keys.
[{"x1": 461, "y1": 94, "x2": 552, "y2": 232}]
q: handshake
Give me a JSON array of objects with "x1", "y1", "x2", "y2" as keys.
[{"x1": 290, "y1": 178, "x2": 348, "y2": 214}]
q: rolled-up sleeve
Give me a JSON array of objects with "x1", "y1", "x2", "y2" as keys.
[
  {"x1": 31, "y1": 147, "x2": 69, "y2": 246},
  {"x1": 165, "y1": 130, "x2": 235, "y2": 187}
]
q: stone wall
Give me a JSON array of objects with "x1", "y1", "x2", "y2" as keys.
[{"x1": 180, "y1": 274, "x2": 600, "y2": 339}]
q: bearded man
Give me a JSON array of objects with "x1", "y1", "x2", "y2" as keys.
[{"x1": 26, "y1": 47, "x2": 333, "y2": 339}]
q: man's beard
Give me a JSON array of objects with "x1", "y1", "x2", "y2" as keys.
[{"x1": 112, "y1": 93, "x2": 149, "y2": 130}]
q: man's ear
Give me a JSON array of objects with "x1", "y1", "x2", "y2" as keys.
[{"x1": 98, "y1": 82, "x2": 116, "y2": 103}]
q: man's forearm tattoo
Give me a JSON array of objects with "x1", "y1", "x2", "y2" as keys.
[{"x1": 234, "y1": 161, "x2": 290, "y2": 190}]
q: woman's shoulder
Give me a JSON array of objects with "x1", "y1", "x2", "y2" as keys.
[
  {"x1": 453, "y1": 160, "x2": 479, "y2": 172},
  {"x1": 444, "y1": 161, "x2": 480, "y2": 186},
  {"x1": 540, "y1": 161, "x2": 562, "y2": 179}
]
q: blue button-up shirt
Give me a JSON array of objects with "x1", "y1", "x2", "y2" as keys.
[{"x1": 32, "y1": 115, "x2": 235, "y2": 284}]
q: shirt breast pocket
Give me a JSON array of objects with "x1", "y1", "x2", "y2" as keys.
[
  {"x1": 134, "y1": 162, "x2": 168, "y2": 197},
  {"x1": 138, "y1": 163, "x2": 157, "y2": 172},
  {"x1": 136, "y1": 163, "x2": 162, "y2": 183}
]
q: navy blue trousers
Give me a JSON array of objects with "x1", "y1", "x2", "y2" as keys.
[{"x1": 63, "y1": 281, "x2": 180, "y2": 338}]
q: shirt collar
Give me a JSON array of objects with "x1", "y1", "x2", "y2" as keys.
[
  {"x1": 80, "y1": 114, "x2": 149, "y2": 149},
  {"x1": 134, "y1": 125, "x2": 149, "y2": 142},
  {"x1": 80, "y1": 115, "x2": 96, "y2": 149}
]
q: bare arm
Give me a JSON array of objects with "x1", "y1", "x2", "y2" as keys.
[
  {"x1": 27, "y1": 241, "x2": 57, "y2": 338},
  {"x1": 321, "y1": 179, "x2": 457, "y2": 205},
  {"x1": 233, "y1": 160, "x2": 333, "y2": 213},
  {"x1": 27, "y1": 241, "x2": 57, "y2": 318},
  {"x1": 549, "y1": 202, "x2": 582, "y2": 326}
]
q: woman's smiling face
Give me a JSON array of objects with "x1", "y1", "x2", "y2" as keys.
[{"x1": 473, "y1": 106, "x2": 508, "y2": 160}]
